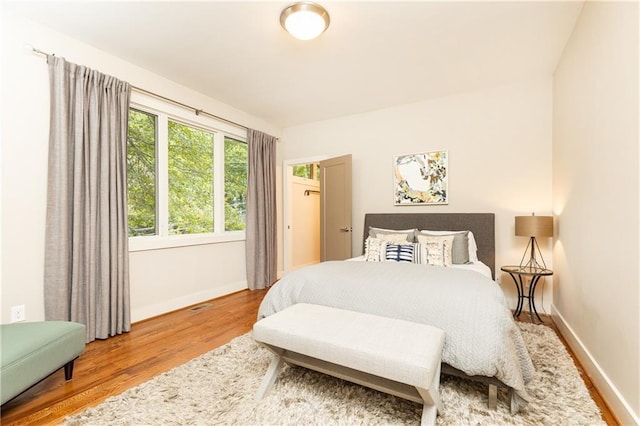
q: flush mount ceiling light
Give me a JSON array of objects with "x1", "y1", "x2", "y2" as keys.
[{"x1": 280, "y1": 2, "x2": 330, "y2": 41}]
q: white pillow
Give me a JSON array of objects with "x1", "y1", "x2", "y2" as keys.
[
  {"x1": 418, "y1": 230, "x2": 479, "y2": 263},
  {"x1": 375, "y1": 233, "x2": 410, "y2": 244},
  {"x1": 368, "y1": 227, "x2": 416, "y2": 242}
]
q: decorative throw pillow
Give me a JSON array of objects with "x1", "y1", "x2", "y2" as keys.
[
  {"x1": 375, "y1": 233, "x2": 410, "y2": 244},
  {"x1": 364, "y1": 237, "x2": 386, "y2": 262},
  {"x1": 417, "y1": 230, "x2": 470, "y2": 264},
  {"x1": 416, "y1": 234, "x2": 454, "y2": 266},
  {"x1": 385, "y1": 244, "x2": 416, "y2": 263},
  {"x1": 418, "y1": 240, "x2": 446, "y2": 266}
]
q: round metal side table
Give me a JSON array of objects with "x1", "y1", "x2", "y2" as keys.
[{"x1": 501, "y1": 265, "x2": 553, "y2": 324}]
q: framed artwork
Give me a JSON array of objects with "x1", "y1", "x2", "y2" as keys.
[{"x1": 393, "y1": 151, "x2": 448, "y2": 205}]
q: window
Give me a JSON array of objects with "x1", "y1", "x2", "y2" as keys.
[
  {"x1": 127, "y1": 109, "x2": 157, "y2": 237},
  {"x1": 127, "y1": 94, "x2": 247, "y2": 250},
  {"x1": 292, "y1": 163, "x2": 320, "y2": 181},
  {"x1": 167, "y1": 120, "x2": 215, "y2": 235},
  {"x1": 225, "y1": 137, "x2": 248, "y2": 231}
]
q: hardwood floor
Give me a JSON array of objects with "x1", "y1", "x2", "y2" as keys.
[
  {"x1": 2, "y1": 290, "x2": 617, "y2": 425},
  {"x1": 1, "y1": 289, "x2": 268, "y2": 425}
]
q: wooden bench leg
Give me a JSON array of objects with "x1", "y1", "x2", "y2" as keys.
[
  {"x1": 255, "y1": 351, "x2": 284, "y2": 400},
  {"x1": 416, "y1": 362, "x2": 442, "y2": 426},
  {"x1": 417, "y1": 387, "x2": 438, "y2": 426},
  {"x1": 488, "y1": 384, "x2": 498, "y2": 410},
  {"x1": 509, "y1": 388, "x2": 518, "y2": 414}
]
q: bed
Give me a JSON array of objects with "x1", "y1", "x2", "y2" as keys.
[{"x1": 257, "y1": 213, "x2": 534, "y2": 412}]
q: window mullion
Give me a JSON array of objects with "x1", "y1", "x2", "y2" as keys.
[
  {"x1": 157, "y1": 114, "x2": 169, "y2": 237},
  {"x1": 213, "y1": 132, "x2": 225, "y2": 233}
]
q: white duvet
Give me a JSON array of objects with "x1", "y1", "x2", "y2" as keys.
[{"x1": 257, "y1": 261, "x2": 534, "y2": 408}]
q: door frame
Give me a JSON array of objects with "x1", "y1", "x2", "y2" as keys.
[{"x1": 282, "y1": 155, "x2": 328, "y2": 276}]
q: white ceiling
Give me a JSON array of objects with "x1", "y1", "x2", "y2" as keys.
[{"x1": 5, "y1": 1, "x2": 584, "y2": 128}]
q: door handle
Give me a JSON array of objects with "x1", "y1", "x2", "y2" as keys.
[{"x1": 339, "y1": 226, "x2": 352, "y2": 232}]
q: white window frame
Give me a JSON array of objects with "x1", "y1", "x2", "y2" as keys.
[{"x1": 128, "y1": 91, "x2": 247, "y2": 252}]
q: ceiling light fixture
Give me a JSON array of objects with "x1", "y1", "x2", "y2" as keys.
[{"x1": 280, "y1": 2, "x2": 330, "y2": 41}]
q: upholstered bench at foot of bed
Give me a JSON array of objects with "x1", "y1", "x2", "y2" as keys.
[
  {"x1": 1, "y1": 321, "x2": 86, "y2": 405},
  {"x1": 253, "y1": 303, "x2": 445, "y2": 426}
]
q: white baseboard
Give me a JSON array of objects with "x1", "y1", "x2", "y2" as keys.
[
  {"x1": 131, "y1": 280, "x2": 248, "y2": 323},
  {"x1": 551, "y1": 304, "x2": 639, "y2": 425}
]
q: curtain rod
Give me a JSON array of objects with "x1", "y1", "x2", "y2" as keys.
[{"x1": 29, "y1": 45, "x2": 249, "y2": 131}]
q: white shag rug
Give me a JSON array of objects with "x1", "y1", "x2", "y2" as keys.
[{"x1": 65, "y1": 323, "x2": 604, "y2": 425}]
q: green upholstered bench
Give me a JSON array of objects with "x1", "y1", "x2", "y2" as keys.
[{"x1": 1, "y1": 321, "x2": 86, "y2": 404}]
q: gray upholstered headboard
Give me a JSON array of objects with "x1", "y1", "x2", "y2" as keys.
[{"x1": 363, "y1": 213, "x2": 495, "y2": 279}]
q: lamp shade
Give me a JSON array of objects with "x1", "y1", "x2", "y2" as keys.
[
  {"x1": 280, "y1": 2, "x2": 330, "y2": 40},
  {"x1": 515, "y1": 215, "x2": 553, "y2": 238}
]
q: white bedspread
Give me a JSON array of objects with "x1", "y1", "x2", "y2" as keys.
[{"x1": 258, "y1": 261, "x2": 534, "y2": 407}]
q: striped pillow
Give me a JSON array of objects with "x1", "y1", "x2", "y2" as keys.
[{"x1": 385, "y1": 244, "x2": 416, "y2": 263}]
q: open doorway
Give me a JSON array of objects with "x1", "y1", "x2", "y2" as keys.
[
  {"x1": 283, "y1": 154, "x2": 352, "y2": 274},
  {"x1": 291, "y1": 163, "x2": 320, "y2": 270},
  {"x1": 283, "y1": 157, "x2": 325, "y2": 273}
]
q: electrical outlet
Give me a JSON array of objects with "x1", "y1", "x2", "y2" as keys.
[{"x1": 10, "y1": 305, "x2": 26, "y2": 323}]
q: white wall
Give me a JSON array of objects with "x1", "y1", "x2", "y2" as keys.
[
  {"x1": 552, "y1": 2, "x2": 639, "y2": 424},
  {"x1": 0, "y1": 12, "x2": 280, "y2": 324},
  {"x1": 280, "y1": 79, "x2": 554, "y2": 311}
]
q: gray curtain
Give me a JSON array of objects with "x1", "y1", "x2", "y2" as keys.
[
  {"x1": 245, "y1": 129, "x2": 277, "y2": 290},
  {"x1": 44, "y1": 55, "x2": 131, "y2": 342}
]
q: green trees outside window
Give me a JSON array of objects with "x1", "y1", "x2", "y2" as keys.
[
  {"x1": 127, "y1": 108, "x2": 247, "y2": 238},
  {"x1": 168, "y1": 121, "x2": 215, "y2": 235},
  {"x1": 225, "y1": 137, "x2": 247, "y2": 231},
  {"x1": 127, "y1": 109, "x2": 157, "y2": 236},
  {"x1": 292, "y1": 163, "x2": 320, "y2": 180}
]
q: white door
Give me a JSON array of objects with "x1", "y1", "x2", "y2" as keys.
[{"x1": 320, "y1": 154, "x2": 352, "y2": 261}]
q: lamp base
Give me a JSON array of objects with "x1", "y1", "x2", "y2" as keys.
[{"x1": 519, "y1": 236, "x2": 548, "y2": 271}]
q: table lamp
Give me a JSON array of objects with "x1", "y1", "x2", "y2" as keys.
[{"x1": 515, "y1": 213, "x2": 553, "y2": 270}]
